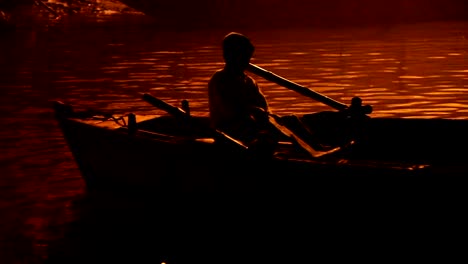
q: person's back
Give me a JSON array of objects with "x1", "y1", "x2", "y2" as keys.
[{"x1": 208, "y1": 32, "x2": 272, "y2": 146}]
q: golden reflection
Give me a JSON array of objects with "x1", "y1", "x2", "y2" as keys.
[
  {"x1": 385, "y1": 102, "x2": 429, "y2": 108},
  {"x1": 437, "y1": 103, "x2": 468, "y2": 107},
  {"x1": 190, "y1": 81, "x2": 210, "y2": 86},
  {"x1": 317, "y1": 68, "x2": 340, "y2": 72},
  {"x1": 363, "y1": 95, "x2": 427, "y2": 100},
  {"x1": 425, "y1": 91, "x2": 462, "y2": 95},
  {"x1": 399, "y1": 75, "x2": 424, "y2": 79},
  {"x1": 312, "y1": 82, "x2": 352, "y2": 87},
  {"x1": 433, "y1": 84, "x2": 457, "y2": 88},
  {"x1": 359, "y1": 88, "x2": 393, "y2": 92},
  {"x1": 442, "y1": 88, "x2": 468, "y2": 92},
  {"x1": 272, "y1": 59, "x2": 292, "y2": 62},
  {"x1": 139, "y1": 58, "x2": 160, "y2": 61},
  {"x1": 101, "y1": 66, "x2": 132, "y2": 70},
  {"x1": 255, "y1": 63, "x2": 283, "y2": 67},
  {"x1": 319, "y1": 87, "x2": 351, "y2": 92},
  {"x1": 323, "y1": 74, "x2": 367, "y2": 79},
  {"x1": 369, "y1": 58, "x2": 396, "y2": 62}
]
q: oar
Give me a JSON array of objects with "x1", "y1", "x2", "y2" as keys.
[
  {"x1": 142, "y1": 93, "x2": 248, "y2": 151},
  {"x1": 143, "y1": 93, "x2": 339, "y2": 158},
  {"x1": 267, "y1": 114, "x2": 343, "y2": 158},
  {"x1": 247, "y1": 63, "x2": 372, "y2": 114}
]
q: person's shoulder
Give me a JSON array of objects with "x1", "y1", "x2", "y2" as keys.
[
  {"x1": 210, "y1": 69, "x2": 225, "y2": 79},
  {"x1": 208, "y1": 69, "x2": 225, "y2": 88}
]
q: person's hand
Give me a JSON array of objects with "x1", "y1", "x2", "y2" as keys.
[{"x1": 249, "y1": 106, "x2": 269, "y2": 123}]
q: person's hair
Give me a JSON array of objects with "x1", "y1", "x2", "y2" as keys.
[{"x1": 222, "y1": 32, "x2": 254, "y2": 58}]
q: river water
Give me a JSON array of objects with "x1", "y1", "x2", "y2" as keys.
[{"x1": 0, "y1": 12, "x2": 467, "y2": 264}]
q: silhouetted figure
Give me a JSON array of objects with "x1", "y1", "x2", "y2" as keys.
[{"x1": 208, "y1": 32, "x2": 277, "y2": 154}]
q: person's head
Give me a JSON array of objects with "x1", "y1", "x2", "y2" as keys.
[{"x1": 222, "y1": 32, "x2": 255, "y2": 71}]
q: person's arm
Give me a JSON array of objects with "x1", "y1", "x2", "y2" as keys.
[
  {"x1": 251, "y1": 79, "x2": 269, "y2": 111},
  {"x1": 208, "y1": 74, "x2": 224, "y2": 128},
  {"x1": 245, "y1": 77, "x2": 270, "y2": 122}
]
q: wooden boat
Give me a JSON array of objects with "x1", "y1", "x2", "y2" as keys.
[{"x1": 53, "y1": 64, "x2": 467, "y2": 195}]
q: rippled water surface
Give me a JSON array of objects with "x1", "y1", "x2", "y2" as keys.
[{"x1": 0, "y1": 15, "x2": 467, "y2": 263}]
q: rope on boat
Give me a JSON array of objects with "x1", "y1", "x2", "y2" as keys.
[
  {"x1": 70, "y1": 107, "x2": 129, "y2": 127},
  {"x1": 86, "y1": 112, "x2": 129, "y2": 127},
  {"x1": 54, "y1": 101, "x2": 135, "y2": 129}
]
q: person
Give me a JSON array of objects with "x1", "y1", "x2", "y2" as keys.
[
  {"x1": 207, "y1": 32, "x2": 352, "y2": 158},
  {"x1": 208, "y1": 32, "x2": 277, "y2": 153}
]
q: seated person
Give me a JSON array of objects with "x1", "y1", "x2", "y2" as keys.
[{"x1": 208, "y1": 32, "x2": 277, "y2": 153}]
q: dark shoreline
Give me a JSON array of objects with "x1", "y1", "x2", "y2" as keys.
[
  {"x1": 0, "y1": 0, "x2": 145, "y2": 31},
  {"x1": 3, "y1": 0, "x2": 468, "y2": 32}
]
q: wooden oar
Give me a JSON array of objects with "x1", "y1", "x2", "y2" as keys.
[
  {"x1": 142, "y1": 93, "x2": 248, "y2": 151},
  {"x1": 143, "y1": 93, "x2": 340, "y2": 158},
  {"x1": 267, "y1": 114, "x2": 343, "y2": 158},
  {"x1": 143, "y1": 93, "x2": 344, "y2": 158},
  {"x1": 247, "y1": 63, "x2": 372, "y2": 114}
]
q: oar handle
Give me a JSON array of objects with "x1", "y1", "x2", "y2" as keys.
[
  {"x1": 142, "y1": 93, "x2": 249, "y2": 150},
  {"x1": 142, "y1": 93, "x2": 188, "y2": 118},
  {"x1": 247, "y1": 63, "x2": 349, "y2": 111}
]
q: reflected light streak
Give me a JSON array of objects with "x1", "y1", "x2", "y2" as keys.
[
  {"x1": 369, "y1": 58, "x2": 397, "y2": 62},
  {"x1": 433, "y1": 84, "x2": 457, "y2": 88},
  {"x1": 272, "y1": 59, "x2": 292, "y2": 62},
  {"x1": 318, "y1": 87, "x2": 350, "y2": 93},
  {"x1": 101, "y1": 66, "x2": 132, "y2": 70},
  {"x1": 312, "y1": 82, "x2": 352, "y2": 87},
  {"x1": 139, "y1": 58, "x2": 160, "y2": 61},
  {"x1": 385, "y1": 102, "x2": 430, "y2": 108},
  {"x1": 323, "y1": 74, "x2": 367, "y2": 79},
  {"x1": 321, "y1": 60, "x2": 339, "y2": 64},
  {"x1": 436, "y1": 103, "x2": 467, "y2": 107},
  {"x1": 424, "y1": 91, "x2": 462, "y2": 95},
  {"x1": 399, "y1": 75, "x2": 424, "y2": 79},
  {"x1": 440, "y1": 88, "x2": 468, "y2": 92},
  {"x1": 446, "y1": 70, "x2": 468, "y2": 73},
  {"x1": 359, "y1": 88, "x2": 393, "y2": 92},
  {"x1": 289, "y1": 52, "x2": 308, "y2": 55},
  {"x1": 363, "y1": 95, "x2": 427, "y2": 100},
  {"x1": 317, "y1": 68, "x2": 341, "y2": 72}
]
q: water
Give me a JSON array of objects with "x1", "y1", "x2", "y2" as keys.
[{"x1": 0, "y1": 12, "x2": 467, "y2": 263}]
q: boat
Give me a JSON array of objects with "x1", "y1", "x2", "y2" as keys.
[{"x1": 53, "y1": 63, "x2": 467, "y2": 195}]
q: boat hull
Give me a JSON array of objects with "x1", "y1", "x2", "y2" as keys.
[{"x1": 53, "y1": 101, "x2": 467, "y2": 195}]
